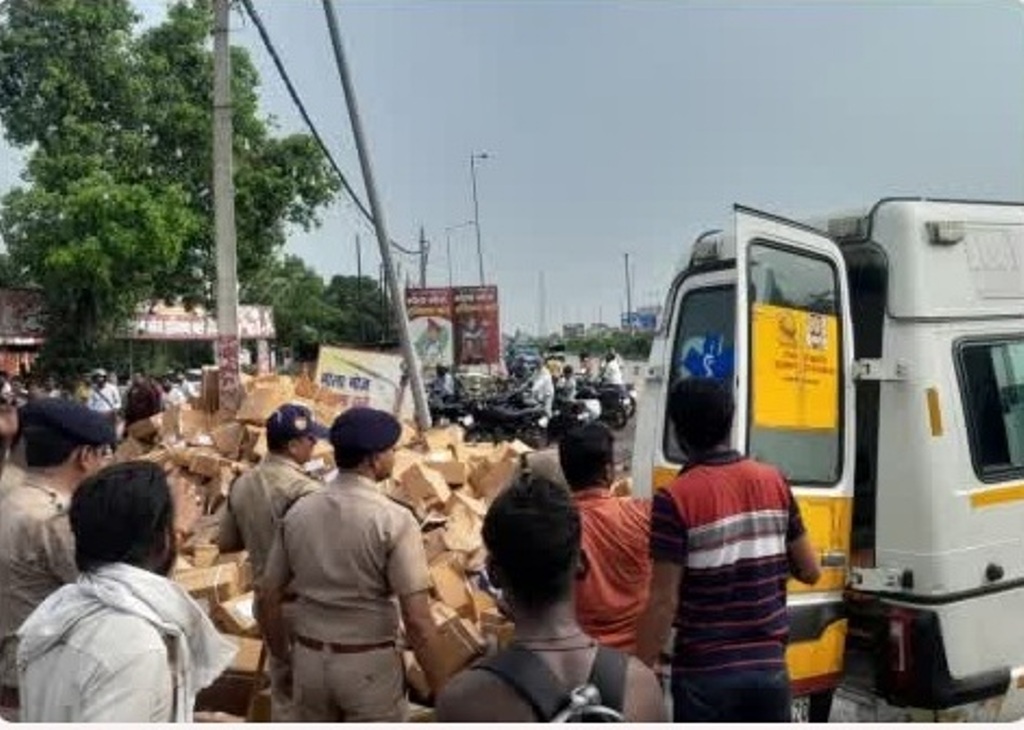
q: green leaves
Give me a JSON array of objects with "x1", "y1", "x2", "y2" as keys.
[{"x1": 0, "y1": 0, "x2": 338, "y2": 364}]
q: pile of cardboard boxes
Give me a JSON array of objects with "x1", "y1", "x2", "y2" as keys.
[{"x1": 115, "y1": 371, "x2": 530, "y2": 721}]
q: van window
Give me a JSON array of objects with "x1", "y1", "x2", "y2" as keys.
[
  {"x1": 747, "y1": 243, "x2": 842, "y2": 485},
  {"x1": 664, "y1": 286, "x2": 735, "y2": 463},
  {"x1": 958, "y1": 338, "x2": 1024, "y2": 481}
]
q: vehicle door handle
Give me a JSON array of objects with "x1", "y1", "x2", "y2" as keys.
[{"x1": 821, "y1": 551, "x2": 847, "y2": 568}]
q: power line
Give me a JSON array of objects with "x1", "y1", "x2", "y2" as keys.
[{"x1": 237, "y1": 0, "x2": 420, "y2": 256}]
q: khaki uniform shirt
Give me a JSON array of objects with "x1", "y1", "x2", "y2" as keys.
[
  {"x1": 0, "y1": 473, "x2": 77, "y2": 688},
  {"x1": 264, "y1": 472, "x2": 431, "y2": 645},
  {"x1": 218, "y1": 453, "x2": 320, "y2": 578}
]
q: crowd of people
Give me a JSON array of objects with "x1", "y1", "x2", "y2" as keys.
[{"x1": 0, "y1": 371, "x2": 820, "y2": 723}]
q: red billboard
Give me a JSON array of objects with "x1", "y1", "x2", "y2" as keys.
[{"x1": 453, "y1": 286, "x2": 501, "y2": 366}]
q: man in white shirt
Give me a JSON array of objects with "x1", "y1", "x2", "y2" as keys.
[
  {"x1": 86, "y1": 370, "x2": 121, "y2": 423},
  {"x1": 601, "y1": 351, "x2": 625, "y2": 387},
  {"x1": 530, "y1": 363, "x2": 556, "y2": 418},
  {"x1": 17, "y1": 461, "x2": 235, "y2": 723}
]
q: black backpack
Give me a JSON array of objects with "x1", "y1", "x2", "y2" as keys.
[{"x1": 476, "y1": 645, "x2": 627, "y2": 722}]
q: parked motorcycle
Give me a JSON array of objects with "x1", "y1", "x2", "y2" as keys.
[{"x1": 462, "y1": 386, "x2": 550, "y2": 449}]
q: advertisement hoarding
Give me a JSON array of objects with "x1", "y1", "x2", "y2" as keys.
[
  {"x1": 452, "y1": 286, "x2": 501, "y2": 366},
  {"x1": 315, "y1": 345, "x2": 406, "y2": 414},
  {"x1": 405, "y1": 287, "x2": 455, "y2": 370}
]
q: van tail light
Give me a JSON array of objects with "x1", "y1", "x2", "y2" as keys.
[{"x1": 889, "y1": 608, "x2": 916, "y2": 692}]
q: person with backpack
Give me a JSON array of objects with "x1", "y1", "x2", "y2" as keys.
[{"x1": 435, "y1": 477, "x2": 666, "y2": 723}]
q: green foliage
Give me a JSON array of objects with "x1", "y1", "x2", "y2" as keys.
[
  {"x1": 0, "y1": 0, "x2": 338, "y2": 363},
  {"x1": 242, "y1": 254, "x2": 394, "y2": 355},
  {"x1": 547, "y1": 331, "x2": 654, "y2": 361}
]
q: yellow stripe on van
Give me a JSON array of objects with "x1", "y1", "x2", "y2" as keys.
[
  {"x1": 970, "y1": 483, "x2": 1024, "y2": 509},
  {"x1": 786, "y1": 618, "x2": 847, "y2": 681},
  {"x1": 926, "y1": 387, "x2": 944, "y2": 437}
]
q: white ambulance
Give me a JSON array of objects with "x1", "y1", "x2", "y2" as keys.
[{"x1": 631, "y1": 198, "x2": 1024, "y2": 721}]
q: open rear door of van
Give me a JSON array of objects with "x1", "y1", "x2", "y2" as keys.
[{"x1": 734, "y1": 205, "x2": 856, "y2": 719}]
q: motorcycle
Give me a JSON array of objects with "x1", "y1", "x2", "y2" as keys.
[
  {"x1": 546, "y1": 393, "x2": 601, "y2": 442},
  {"x1": 577, "y1": 381, "x2": 633, "y2": 431},
  {"x1": 463, "y1": 386, "x2": 551, "y2": 449}
]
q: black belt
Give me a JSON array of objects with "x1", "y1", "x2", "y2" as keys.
[
  {"x1": 293, "y1": 635, "x2": 395, "y2": 654},
  {"x1": 0, "y1": 685, "x2": 18, "y2": 708}
]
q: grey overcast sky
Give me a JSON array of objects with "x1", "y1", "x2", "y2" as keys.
[{"x1": 1, "y1": 1, "x2": 1023, "y2": 335}]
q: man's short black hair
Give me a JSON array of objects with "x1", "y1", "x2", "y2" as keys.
[
  {"x1": 266, "y1": 432, "x2": 291, "y2": 454},
  {"x1": 334, "y1": 449, "x2": 371, "y2": 469},
  {"x1": 558, "y1": 422, "x2": 614, "y2": 491},
  {"x1": 70, "y1": 461, "x2": 174, "y2": 573},
  {"x1": 669, "y1": 377, "x2": 735, "y2": 454},
  {"x1": 482, "y1": 477, "x2": 580, "y2": 610}
]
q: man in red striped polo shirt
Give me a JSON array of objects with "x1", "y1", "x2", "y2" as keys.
[{"x1": 636, "y1": 378, "x2": 820, "y2": 723}]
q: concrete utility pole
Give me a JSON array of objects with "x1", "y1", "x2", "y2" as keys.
[
  {"x1": 355, "y1": 233, "x2": 365, "y2": 342},
  {"x1": 418, "y1": 226, "x2": 429, "y2": 288},
  {"x1": 322, "y1": 0, "x2": 431, "y2": 430},
  {"x1": 213, "y1": 0, "x2": 242, "y2": 411}
]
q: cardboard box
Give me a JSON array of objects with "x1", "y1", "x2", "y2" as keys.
[
  {"x1": 423, "y1": 426, "x2": 464, "y2": 454},
  {"x1": 193, "y1": 543, "x2": 220, "y2": 569},
  {"x1": 190, "y1": 450, "x2": 225, "y2": 479},
  {"x1": 401, "y1": 463, "x2": 452, "y2": 508},
  {"x1": 473, "y1": 457, "x2": 519, "y2": 503},
  {"x1": 422, "y1": 528, "x2": 448, "y2": 563},
  {"x1": 425, "y1": 457, "x2": 470, "y2": 487},
  {"x1": 430, "y1": 601, "x2": 460, "y2": 627},
  {"x1": 436, "y1": 617, "x2": 487, "y2": 681},
  {"x1": 114, "y1": 437, "x2": 147, "y2": 462},
  {"x1": 180, "y1": 409, "x2": 212, "y2": 440},
  {"x1": 247, "y1": 688, "x2": 272, "y2": 723},
  {"x1": 393, "y1": 449, "x2": 423, "y2": 482},
  {"x1": 471, "y1": 590, "x2": 498, "y2": 623},
  {"x1": 398, "y1": 421, "x2": 419, "y2": 449},
  {"x1": 211, "y1": 422, "x2": 246, "y2": 460},
  {"x1": 216, "y1": 551, "x2": 253, "y2": 593},
  {"x1": 236, "y1": 387, "x2": 288, "y2": 425},
  {"x1": 215, "y1": 591, "x2": 260, "y2": 637},
  {"x1": 450, "y1": 489, "x2": 487, "y2": 519},
  {"x1": 430, "y1": 560, "x2": 475, "y2": 621},
  {"x1": 442, "y1": 502, "x2": 483, "y2": 555},
  {"x1": 408, "y1": 704, "x2": 436, "y2": 722},
  {"x1": 227, "y1": 635, "x2": 264, "y2": 675},
  {"x1": 174, "y1": 562, "x2": 240, "y2": 605},
  {"x1": 127, "y1": 414, "x2": 163, "y2": 443}
]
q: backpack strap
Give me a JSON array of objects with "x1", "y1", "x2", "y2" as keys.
[
  {"x1": 475, "y1": 647, "x2": 568, "y2": 721},
  {"x1": 587, "y1": 646, "x2": 628, "y2": 712}
]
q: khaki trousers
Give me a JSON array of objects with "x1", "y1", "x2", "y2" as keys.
[{"x1": 292, "y1": 643, "x2": 406, "y2": 722}]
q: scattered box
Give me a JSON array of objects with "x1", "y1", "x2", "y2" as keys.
[
  {"x1": 215, "y1": 592, "x2": 259, "y2": 637},
  {"x1": 430, "y1": 559, "x2": 476, "y2": 621},
  {"x1": 401, "y1": 463, "x2": 452, "y2": 508}
]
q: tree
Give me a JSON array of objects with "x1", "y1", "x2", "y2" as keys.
[
  {"x1": 242, "y1": 254, "x2": 394, "y2": 356},
  {"x1": 0, "y1": 0, "x2": 338, "y2": 368}
]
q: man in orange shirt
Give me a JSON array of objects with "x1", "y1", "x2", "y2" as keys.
[{"x1": 559, "y1": 423, "x2": 651, "y2": 653}]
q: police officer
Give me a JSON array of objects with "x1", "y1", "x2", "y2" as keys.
[
  {"x1": 0, "y1": 398, "x2": 116, "y2": 720},
  {"x1": 219, "y1": 403, "x2": 327, "y2": 721},
  {"x1": 258, "y1": 407, "x2": 445, "y2": 722}
]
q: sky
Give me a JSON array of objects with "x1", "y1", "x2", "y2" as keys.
[{"x1": 1, "y1": 0, "x2": 1023, "y2": 336}]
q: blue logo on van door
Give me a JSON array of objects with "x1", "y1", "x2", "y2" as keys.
[{"x1": 681, "y1": 334, "x2": 734, "y2": 380}]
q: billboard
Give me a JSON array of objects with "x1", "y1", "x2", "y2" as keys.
[
  {"x1": 315, "y1": 345, "x2": 406, "y2": 414},
  {"x1": 129, "y1": 304, "x2": 275, "y2": 340},
  {"x1": 453, "y1": 286, "x2": 501, "y2": 366},
  {"x1": 405, "y1": 288, "x2": 455, "y2": 370}
]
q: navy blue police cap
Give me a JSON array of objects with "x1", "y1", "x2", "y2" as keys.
[
  {"x1": 266, "y1": 404, "x2": 329, "y2": 444},
  {"x1": 20, "y1": 398, "x2": 117, "y2": 447},
  {"x1": 329, "y1": 407, "x2": 402, "y2": 454}
]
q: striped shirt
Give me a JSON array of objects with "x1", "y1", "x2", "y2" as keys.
[{"x1": 650, "y1": 450, "x2": 805, "y2": 675}]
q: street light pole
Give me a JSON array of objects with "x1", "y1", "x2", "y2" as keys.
[
  {"x1": 470, "y1": 152, "x2": 489, "y2": 286},
  {"x1": 444, "y1": 220, "x2": 475, "y2": 290}
]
